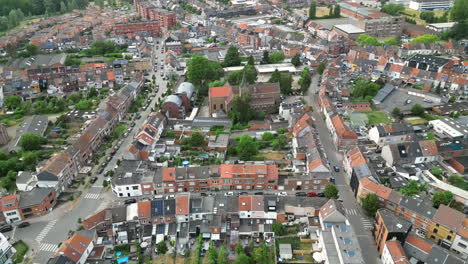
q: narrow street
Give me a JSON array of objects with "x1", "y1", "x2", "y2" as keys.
[
  {"x1": 305, "y1": 74, "x2": 380, "y2": 264},
  {"x1": 10, "y1": 37, "x2": 171, "y2": 264}
]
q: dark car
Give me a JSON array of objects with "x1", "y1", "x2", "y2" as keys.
[
  {"x1": 200, "y1": 193, "x2": 207, "y2": 197},
  {"x1": 333, "y1": 165, "x2": 340, "y2": 172},
  {"x1": 254, "y1": 192, "x2": 263, "y2": 195},
  {"x1": 0, "y1": 225, "x2": 12, "y2": 232},
  {"x1": 98, "y1": 167, "x2": 105, "y2": 174},
  {"x1": 124, "y1": 198, "x2": 137, "y2": 205},
  {"x1": 317, "y1": 192, "x2": 325, "y2": 197},
  {"x1": 240, "y1": 192, "x2": 248, "y2": 196},
  {"x1": 295, "y1": 192, "x2": 307, "y2": 197},
  {"x1": 18, "y1": 222, "x2": 30, "y2": 228},
  {"x1": 90, "y1": 177, "x2": 98, "y2": 184}
]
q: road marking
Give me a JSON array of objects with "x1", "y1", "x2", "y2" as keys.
[
  {"x1": 83, "y1": 193, "x2": 101, "y2": 199},
  {"x1": 92, "y1": 184, "x2": 103, "y2": 188},
  {"x1": 360, "y1": 217, "x2": 373, "y2": 229},
  {"x1": 36, "y1": 219, "x2": 58, "y2": 243},
  {"x1": 39, "y1": 243, "x2": 58, "y2": 252},
  {"x1": 345, "y1": 208, "x2": 358, "y2": 216}
]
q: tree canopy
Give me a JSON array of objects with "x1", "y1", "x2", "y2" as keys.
[
  {"x1": 380, "y1": 4, "x2": 404, "y2": 16},
  {"x1": 291, "y1": 53, "x2": 301, "y2": 67},
  {"x1": 19, "y1": 133, "x2": 46, "y2": 151},
  {"x1": 432, "y1": 191, "x2": 453, "y2": 208},
  {"x1": 237, "y1": 134, "x2": 258, "y2": 160},
  {"x1": 317, "y1": 62, "x2": 326, "y2": 75},
  {"x1": 4, "y1": 96, "x2": 22, "y2": 110},
  {"x1": 299, "y1": 67, "x2": 312, "y2": 92},
  {"x1": 451, "y1": 0, "x2": 468, "y2": 22},
  {"x1": 361, "y1": 193, "x2": 380, "y2": 216},
  {"x1": 309, "y1": 1, "x2": 316, "y2": 19},
  {"x1": 351, "y1": 79, "x2": 382, "y2": 102},
  {"x1": 230, "y1": 93, "x2": 253, "y2": 125},
  {"x1": 411, "y1": 104, "x2": 425, "y2": 117},
  {"x1": 324, "y1": 184, "x2": 339, "y2": 199},
  {"x1": 269, "y1": 51, "x2": 285, "y2": 64},
  {"x1": 410, "y1": 34, "x2": 439, "y2": 44},
  {"x1": 399, "y1": 180, "x2": 426, "y2": 197},
  {"x1": 187, "y1": 55, "x2": 223, "y2": 95},
  {"x1": 222, "y1": 46, "x2": 241, "y2": 67}
]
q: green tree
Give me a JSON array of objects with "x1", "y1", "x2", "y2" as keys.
[
  {"x1": 400, "y1": 180, "x2": 423, "y2": 197},
  {"x1": 237, "y1": 134, "x2": 258, "y2": 160},
  {"x1": 333, "y1": 4, "x2": 341, "y2": 17},
  {"x1": 243, "y1": 64, "x2": 257, "y2": 84},
  {"x1": 432, "y1": 191, "x2": 453, "y2": 208},
  {"x1": 189, "y1": 132, "x2": 205, "y2": 147},
  {"x1": 253, "y1": 242, "x2": 269, "y2": 264},
  {"x1": 236, "y1": 243, "x2": 244, "y2": 255},
  {"x1": 271, "y1": 134, "x2": 287, "y2": 150},
  {"x1": 279, "y1": 73, "x2": 293, "y2": 95},
  {"x1": 4, "y1": 96, "x2": 22, "y2": 110},
  {"x1": 299, "y1": 67, "x2": 311, "y2": 92},
  {"x1": 233, "y1": 254, "x2": 252, "y2": 264},
  {"x1": 380, "y1": 4, "x2": 405, "y2": 16},
  {"x1": 75, "y1": 99, "x2": 94, "y2": 110},
  {"x1": 217, "y1": 245, "x2": 228, "y2": 264},
  {"x1": 411, "y1": 104, "x2": 425, "y2": 117},
  {"x1": 22, "y1": 151, "x2": 39, "y2": 168},
  {"x1": 223, "y1": 46, "x2": 241, "y2": 67},
  {"x1": 309, "y1": 1, "x2": 316, "y2": 19},
  {"x1": 227, "y1": 70, "x2": 243, "y2": 85},
  {"x1": 187, "y1": 55, "x2": 217, "y2": 90},
  {"x1": 261, "y1": 132, "x2": 274, "y2": 141},
  {"x1": 451, "y1": 0, "x2": 468, "y2": 22},
  {"x1": 269, "y1": 69, "x2": 281, "y2": 83},
  {"x1": 324, "y1": 184, "x2": 339, "y2": 199},
  {"x1": 261, "y1": 50, "x2": 270, "y2": 64},
  {"x1": 156, "y1": 241, "x2": 168, "y2": 254},
  {"x1": 269, "y1": 51, "x2": 285, "y2": 64},
  {"x1": 351, "y1": 79, "x2": 382, "y2": 101},
  {"x1": 60, "y1": 1, "x2": 67, "y2": 13},
  {"x1": 446, "y1": 19, "x2": 468, "y2": 40},
  {"x1": 410, "y1": 34, "x2": 439, "y2": 44},
  {"x1": 272, "y1": 222, "x2": 286, "y2": 236},
  {"x1": 247, "y1": 55, "x2": 255, "y2": 65},
  {"x1": 392, "y1": 107, "x2": 402, "y2": 119},
  {"x1": 209, "y1": 80, "x2": 226, "y2": 87},
  {"x1": 207, "y1": 241, "x2": 217, "y2": 264},
  {"x1": 19, "y1": 133, "x2": 45, "y2": 151},
  {"x1": 448, "y1": 174, "x2": 467, "y2": 190},
  {"x1": 230, "y1": 94, "x2": 252, "y2": 125},
  {"x1": 361, "y1": 193, "x2": 380, "y2": 216},
  {"x1": 430, "y1": 167, "x2": 442, "y2": 178},
  {"x1": 317, "y1": 62, "x2": 326, "y2": 75},
  {"x1": 357, "y1": 34, "x2": 381, "y2": 46},
  {"x1": 291, "y1": 53, "x2": 301, "y2": 67}
]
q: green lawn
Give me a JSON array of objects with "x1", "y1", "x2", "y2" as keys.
[
  {"x1": 13, "y1": 240, "x2": 28, "y2": 264},
  {"x1": 366, "y1": 111, "x2": 392, "y2": 125}
]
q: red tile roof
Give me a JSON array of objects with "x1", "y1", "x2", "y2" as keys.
[
  {"x1": 56, "y1": 233, "x2": 93, "y2": 263},
  {"x1": 138, "y1": 201, "x2": 151, "y2": 219},
  {"x1": 331, "y1": 115, "x2": 357, "y2": 139},
  {"x1": 176, "y1": 194, "x2": 189, "y2": 215},
  {"x1": 385, "y1": 240, "x2": 409, "y2": 264},
  {"x1": 405, "y1": 235, "x2": 432, "y2": 253},
  {"x1": 239, "y1": 196, "x2": 252, "y2": 211}
]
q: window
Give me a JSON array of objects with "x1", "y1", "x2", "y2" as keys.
[
  {"x1": 458, "y1": 243, "x2": 467, "y2": 249},
  {"x1": 132, "y1": 186, "x2": 138, "y2": 190},
  {"x1": 126, "y1": 187, "x2": 129, "y2": 190},
  {"x1": 433, "y1": 229, "x2": 438, "y2": 234},
  {"x1": 213, "y1": 104, "x2": 216, "y2": 110},
  {"x1": 447, "y1": 235, "x2": 452, "y2": 240}
]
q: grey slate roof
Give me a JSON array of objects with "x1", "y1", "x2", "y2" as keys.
[{"x1": 19, "y1": 187, "x2": 54, "y2": 208}]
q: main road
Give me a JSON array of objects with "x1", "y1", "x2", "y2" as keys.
[
  {"x1": 9, "y1": 37, "x2": 170, "y2": 263},
  {"x1": 306, "y1": 74, "x2": 380, "y2": 264}
]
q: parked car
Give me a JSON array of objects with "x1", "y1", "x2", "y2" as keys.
[
  {"x1": 317, "y1": 192, "x2": 325, "y2": 197},
  {"x1": 90, "y1": 177, "x2": 98, "y2": 184},
  {"x1": 0, "y1": 225, "x2": 12, "y2": 232},
  {"x1": 200, "y1": 193, "x2": 207, "y2": 197},
  {"x1": 306, "y1": 192, "x2": 317, "y2": 197},
  {"x1": 277, "y1": 192, "x2": 288, "y2": 196},
  {"x1": 295, "y1": 192, "x2": 307, "y2": 197},
  {"x1": 98, "y1": 167, "x2": 105, "y2": 174},
  {"x1": 18, "y1": 222, "x2": 30, "y2": 228},
  {"x1": 124, "y1": 198, "x2": 137, "y2": 205},
  {"x1": 254, "y1": 192, "x2": 264, "y2": 195},
  {"x1": 239, "y1": 192, "x2": 248, "y2": 196},
  {"x1": 224, "y1": 192, "x2": 234, "y2": 196},
  {"x1": 333, "y1": 165, "x2": 340, "y2": 172}
]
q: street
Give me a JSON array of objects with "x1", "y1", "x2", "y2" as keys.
[
  {"x1": 306, "y1": 74, "x2": 380, "y2": 264},
  {"x1": 8, "y1": 37, "x2": 170, "y2": 264}
]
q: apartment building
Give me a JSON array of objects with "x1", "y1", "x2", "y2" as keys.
[
  {"x1": 114, "y1": 21, "x2": 162, "y2": 36},
  {"x1": 374, "y1": 209, "x2": 412, "y2": 255},
  {"x1": 0, "y1": 233, "x2": 15, "y2": 264},
  {"x1": 409, "y1": 0, "x2": 454, "y2": 11}
]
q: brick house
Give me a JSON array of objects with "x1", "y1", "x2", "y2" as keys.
[{"x1": 18, "y1": 188, "x2": 56, "y2": 220}]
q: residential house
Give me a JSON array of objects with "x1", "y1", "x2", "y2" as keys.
[
  {"x1": 368, "y1": 123, "x2": 415, "y2": 147},
  {"x1": 374, "y1": 209, "x2": 412, "y2": 255},
  {"x1": 55, "y1": 231, "x2": 95, "y2": 264},
  {"x1": 18, "y1": 188, "x2": 56, "y2": 220}
]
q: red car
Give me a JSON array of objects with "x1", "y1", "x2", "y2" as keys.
[{"x1": 306, "y1": 192, "x2": 317, "y2": 197}]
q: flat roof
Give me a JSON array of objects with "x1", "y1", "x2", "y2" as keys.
[{"x1": 334, "y1": 24, "x2": 365, "y2": 34}]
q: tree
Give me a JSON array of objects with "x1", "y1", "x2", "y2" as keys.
[
  {"x1": 230, "y1": 93, "x2": 253, "y2": 124},
  {"x1": 189, "y1": 132, "x2": 205, "y2": 147},
  {"x1": 432, "y1": 191, "x2": 453, "y2": 208},
  {"x1": 380, "y1": 4, "x2": 405, "y2": 16},
  {"x1": 25, "y1": 44, "x2": 38, "y2": 56},
  {"x1": 324, "y1": 184, "x2": 339, "y2": 199},
  {"x1": 207, "y1": 241, "x2": 217, "y2": 264},
  {"x1": 446, "y1": 19, "x2": 468, "y2": 40},
  {"x1": 269, "y1": 69, "x2": 281, "y2": 83},
  {"x1": 227, "y1": 70, "x2": 243, "y2": 85},
  {"x1": 22, "y1": 151, "x2": 39, "y2": 168},
  {"x1": 299, "y1": 67, "x2": 311, "y2": 92},
  {"x1": 269, "y1": 51, "x2": 285, "y2": 64},
  {"x1": 262, "y1": 132, "x2": 274, "y2": 141},
  {"x1": 272, "y1": 134, "x2": 287, "y2": 150},
  {"x1": 253, "y1": 242, "x2": 269, "y2": 264},
  {"x1": 247, "y1": 55, "x2": 255, "y2": 65},
  {"x1": 392, "y1": 107, "x2": 402, "y2": 119},
  {"x1": 60, "y1": 1, "x2": 67, "y2": 13},
  {"x1": 261, "y1": 50, "x2": 270, "y2": 64},
  {"x1": 279, "y1": 73, "x2": 293, "y2": 95},
  {"x1": 75, "y1": 99, "x2": 94, "y2": 110},
  {"x1": 357, "y1": 34, "x2": 381, "y2": 46},
  {"x1": 272, "y1": 222, "x2": 286, "y2": 236},
  {"x1": 410, "y1": 34, "x2": 439, "y2": 44},
  {"x1": 4, "y1": 96, "x2": 22, "y2": 110},
  {"x1": 411, "y1": 104, "x2": 425, "y2": 117},
  {"x1": 209, "y1": 80, "x2": 226, "y2": 87},
  {"x1": 19, "y1": 133, "x2": 45, "y2": 151},
  {"x1": 351, "y1": 79, "x2": 382, "y2": 101},
  {"x1": 333, "y1": 5, "x2": 341, "y2": 17},
  {"x1": 317, "y1": 62, "x2": 326, "y2": 75},
  {"x1": 156, "y1": 240, "x2": 168, "y2": 254},
  {"x1": 451, "y1": 0, "x2": 468, "y2": 22},
  {"x1": 233, "y1": 254, "x2": 252, "y2": 264},
  {"x1": 291, "y1": 53, "x2": 301, "y2": 67},
  {"x1": 243, "y1": 65, "x2": 257, "y2": 84},
  {"x1": 223, "y1": 46, "x2": 241, "y2": 67},
  {"x1": 361, "y1": 193, "x2": 380, "y2": 216},
  {"x1": 309, "y1": 1, "x2": 316, "y2": 19},
  {"x1": 217, "y1": 245, "x2": 228, "y2": 264},
  {"x1": 236, "y1": 243, "x2": 244, "y2": 255},
  {"x1": 237, "y1": 134, "x2": 258, "y2": 160},
  {"x1": 448, "y1": 174, "x2": 467, "y2": 190},
  {"x1": 187, "y1": 55, "x2": 222, "y2": 92},
  {"x1": 400, "y1": 180, "x2": 424, "y2": 197}
]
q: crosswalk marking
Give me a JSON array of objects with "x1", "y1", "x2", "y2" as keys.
[
  {"x1": 36, "y1": 219, "x2": 58, "y2": 243},
  {"x1": 361, "y1": 217, "x2": 373, "y2": 229},
  {"x1": 92, "y1": 184, "x2": 103, "y2": 188},
  {"x1": 84, "y1": 193, "x2": 101, "y2": 199},
  {"x1": 39, "y1": 243, "x2": 58, "y2": 252},
  {"x1": 345, "y1": 208, "x2": 358, "y2": 216}
]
